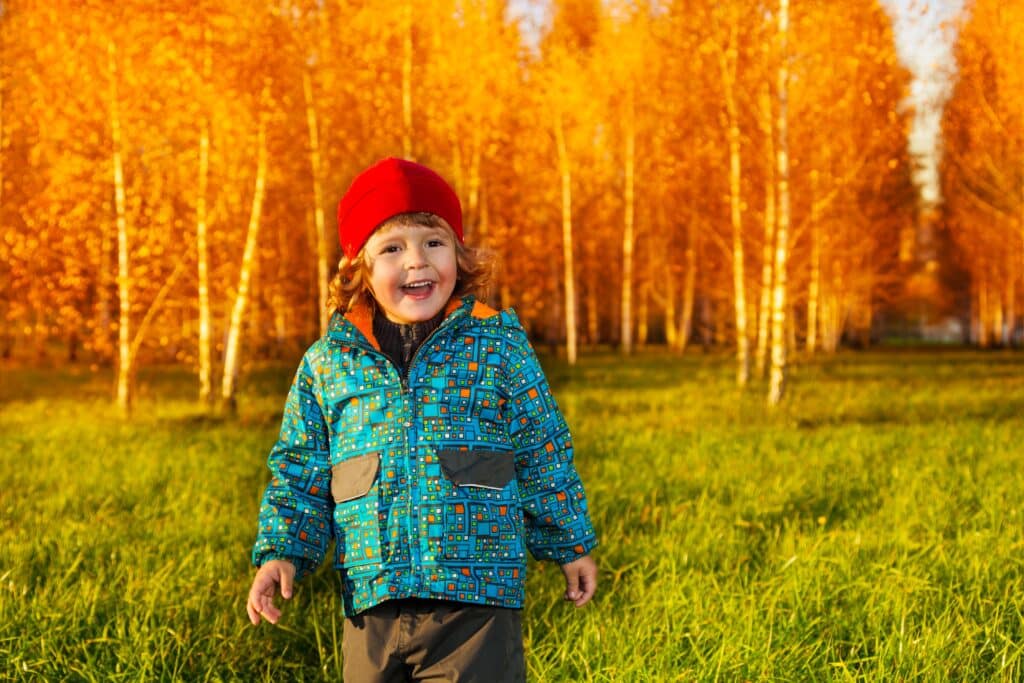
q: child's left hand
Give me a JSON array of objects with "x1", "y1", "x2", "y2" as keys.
[{"x1": 559, "y1": 554, "x2": 598, "y2": 607}]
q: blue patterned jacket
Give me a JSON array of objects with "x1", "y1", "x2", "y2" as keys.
[{"x1": 252, "y1": 295, "x2": 597, "y2": 616}]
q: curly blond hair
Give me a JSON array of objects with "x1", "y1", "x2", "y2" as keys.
[{"x1": 326, "y1": 212, "x2": 492, "y2": 316}]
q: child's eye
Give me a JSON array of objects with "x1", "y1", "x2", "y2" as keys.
[
  {"x1": 426, "y1": 239, "x2": 447, "y2": 248},
  {"x1": 379, "y1": 245, "x2": 401, "y2": 255}
]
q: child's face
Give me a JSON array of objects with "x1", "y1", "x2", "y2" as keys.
[{"x1": 364, "y1": 222, "x2": 458, "y2": 325}]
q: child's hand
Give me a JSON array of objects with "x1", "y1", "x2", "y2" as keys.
[
  {"x1": 246, "y1": 559, "x2": 296, "y2": 626},
  {"x1": 559, "y1": 554, "x2": 598, "y2": 607}
]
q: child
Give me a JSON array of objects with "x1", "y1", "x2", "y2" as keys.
[{"x1": 246, "y1": 157, "x2": 598, "y2": 682}]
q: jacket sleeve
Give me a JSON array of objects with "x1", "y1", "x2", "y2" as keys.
[
  {"x1": 502, "y1": 324, "x2": 598, "y2": 564},
  {"x1": 252, "y1": 352, "x2": 333, "y2": 580}
]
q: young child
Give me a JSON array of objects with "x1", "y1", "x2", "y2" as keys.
[{"x1": 246, "y1": 157, "x2": 598, "y2": 682}]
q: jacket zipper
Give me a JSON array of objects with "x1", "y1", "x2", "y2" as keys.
[{"x1": 331, "y1": 306, "x2": 467, "y2": 585}]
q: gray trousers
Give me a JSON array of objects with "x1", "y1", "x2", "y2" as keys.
[{"x1": 343, "y1": 598, "x2": 526, "y2": 683}]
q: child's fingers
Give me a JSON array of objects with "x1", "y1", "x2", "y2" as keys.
[
  {"x1": 247, "y1": 566, "x2": 285, "y2": 626},
  {"x1": 246, "y1": 598, "x2": 262, "y2": 625},
  {"x1": 573, "y1": 569, "x2": 597, "y2": 607},
  {"x1": 280, "y1": 566, "x2": 294, "y2": 600},
  {"x1": 564, "y1": 570, "x2": 580, "y2": 602},
  {"x1": 258, "y1": 596, "x2": 282, "y2": 624}
]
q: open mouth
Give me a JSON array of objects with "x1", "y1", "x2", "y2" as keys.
[{"x1": 401, "y1": 280, "x2": 436, "y2": 298}]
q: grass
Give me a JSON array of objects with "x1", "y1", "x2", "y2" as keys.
[{"x1": 2, "y1": 348, "x2": 1024, "y2": 681}]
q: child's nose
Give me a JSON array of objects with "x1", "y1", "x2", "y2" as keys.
[{"x1": 405, "y1": 246, "x2": 428, "y2": 268}]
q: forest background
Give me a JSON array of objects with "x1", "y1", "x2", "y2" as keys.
[
  {"x1": 2, "y1": 0, "x2": 1022, "y2": 407},
  {"x1": 5, "y1": 0, "x2": 1020, "y2": 412}
]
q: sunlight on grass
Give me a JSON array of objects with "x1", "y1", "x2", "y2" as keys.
[{"x1": 2, "y1": 350, "x2": 1023, "y2": 680}]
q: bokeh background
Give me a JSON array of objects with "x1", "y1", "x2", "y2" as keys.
[{"x1": 2, "y1": 0, "x2": 1018, "y2": 409}]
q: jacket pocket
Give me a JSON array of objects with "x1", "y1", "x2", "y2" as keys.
[
  {"x1": 438, "y1": 448, "x2": 515, "y2": 490},
  {"x1": 331, "y1": 452, "x2": 380, "y2": 503}
]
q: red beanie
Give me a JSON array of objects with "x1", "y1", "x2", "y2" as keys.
[{"x1": 336, "y1": 157, "x2": 463, "y2": 259}]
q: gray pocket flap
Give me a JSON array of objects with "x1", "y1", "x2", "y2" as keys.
[
  {"x1": 438, "y1": 449, "x2": 515, "y2": 490},
  {"x1": 331, "y1": 452, "x2": 380, "y2": 503}
]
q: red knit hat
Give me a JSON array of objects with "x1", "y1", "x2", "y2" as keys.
[{"x1": 336, "y1": 157, "x2": 463, "y2": 259}]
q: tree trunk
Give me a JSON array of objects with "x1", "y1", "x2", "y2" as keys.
[
  {"x1": 678, "y1": 212, "x2": 697, "y2": 353},
  {"x1": 720, "y1": 18, "x2": 749, "y2": 385},
  {"x1": 197, "y1": 27, "x2": 213, "y2": 407},
  {"x1": 755, "y1": 85, "x2": 776, "y2": 378},
  {"x1": 554, "y1": 110, "x2": 577, "y2": 365},
  {"x1": 221, "y1": 88, "x2": 270, "y2": 412},
  {"x1": 273, "y1": 207, "x2": 289, "y2": 353},
  {"x1": 768, "y1": 0, "x2": 791, "y2": 407},
  {"x1": 303, "y1": 69, "x2": 330, "y2": 335},
  {"x1": 806, "y1": 171, "x2": 821, "y2": 354},
  {"x1": 620, "y1": 86, "x2": 636, "y2": 355},
  {"x1": 637, "y1": 275, "x2": 649, "y2": 347},
  {"x1": 109, "y1": 40, "x2": 132, "y2": 415}
]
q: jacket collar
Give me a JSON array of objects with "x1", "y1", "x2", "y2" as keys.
[{"x1": 326, "y1": 295, "x2": 499, "y2": 349}]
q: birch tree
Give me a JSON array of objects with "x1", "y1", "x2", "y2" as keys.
[
  {"x1": 768, "y1": 0, "x2": 791, "y2": 407},
  {"x1": 221, "y1": 83, "x2": 271, "y2": 413}
]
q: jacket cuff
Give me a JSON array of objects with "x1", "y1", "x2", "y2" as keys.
[{"x1": 532, "y1": 537, "x2": 599, "y2": 565}]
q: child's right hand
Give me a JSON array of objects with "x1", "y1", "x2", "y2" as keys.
[{"x1": 246, "y1": 559, "x2": 296, "y2": 626}]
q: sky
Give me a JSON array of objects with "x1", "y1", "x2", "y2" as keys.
[{"x1": 879, "y1": 0, "x2": 966, "y2": 205}]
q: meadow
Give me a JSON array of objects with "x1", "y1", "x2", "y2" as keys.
[{"x1": 2, "y1": 348, "x2": 1024, "y2": 681}]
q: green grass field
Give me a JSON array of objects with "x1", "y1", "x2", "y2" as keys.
[{"x1": 2, "y1": 349, "x2": 1024, "y2": 681}]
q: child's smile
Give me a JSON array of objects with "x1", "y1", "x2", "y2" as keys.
[{"x1": 365, "y1": 223, "x2": 457, "y2": 325}]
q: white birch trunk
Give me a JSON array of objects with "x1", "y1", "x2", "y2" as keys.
[
  {"x1": 755, "y1": 85, "x2": 776, "y2": 377},
  {"x1": 806, "y1": 170, "x2": 821, "y2": 354},
  {"x1": 554, "y1": 111, "x2": 577, "y2": 365},
  {"x1": 222, "y1": 91, "x2": 270, "y2": 411},
  {"x1": 768, "y1": 0, "x2": 791, "y2": 407},
  {"x1": 720, "y1": 18, "x2": 749, "y2": 385},
  {"x1": 620, "y1": 87, "x2": 636, "y2": 354},
  {"x1": 273, "y1": 207, "x2": 290, "y2": 349},
  {"x1": 109, "y1": 40, "x2": 132, "y2": 415},
  {"x1": 678, "y1": 213, "x2": 697, "y2": 353},
  {"x1": 303, "y1": 70, "x2": 330, "y2": 335}
]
